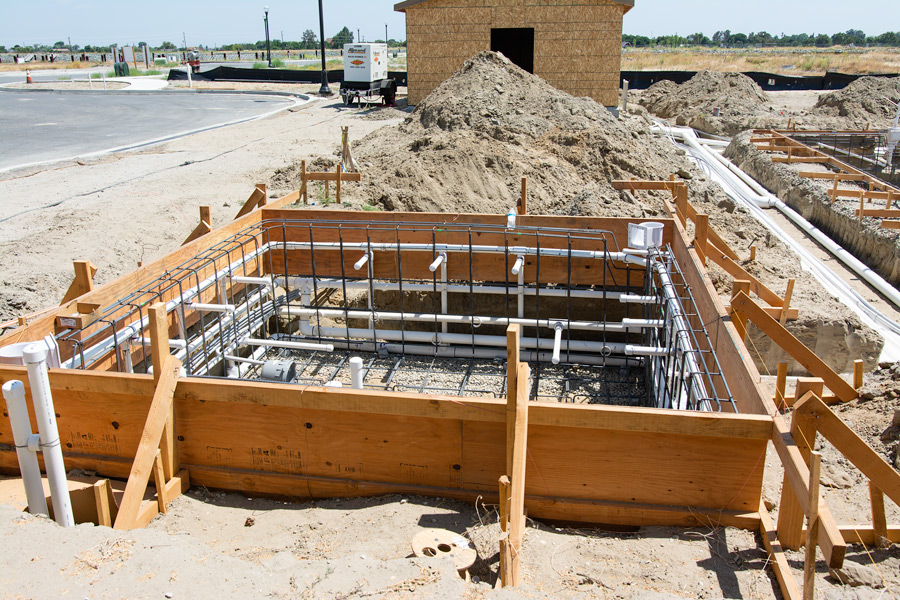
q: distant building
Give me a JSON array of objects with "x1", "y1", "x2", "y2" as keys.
[{"x1": 395, "y1": 0, "x2": 634, "y2": 106}]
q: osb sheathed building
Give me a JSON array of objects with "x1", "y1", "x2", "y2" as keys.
[{"x1": 394, "y1": 0, "x2": 634, "y2": 106}]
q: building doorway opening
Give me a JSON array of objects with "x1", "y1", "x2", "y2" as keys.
[{"x1": 490, "y1": 28, "x2": 535, "y2": 74}]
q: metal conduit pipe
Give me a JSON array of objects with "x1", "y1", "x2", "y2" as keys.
[
  {"x1": 296, "y1": 320, "x2": 670, "y2": 357},
  {"x1": 281, "y1": 241, "x2": 648, "y2": 265},
  {"x1": 317, "y1": 340, "x2": 640, "y2": 368},
  {"x1": 279, "y1": 307, "x2": 663, "y2": 333},
  {"x1": 281, "y1": 277, "x2": 654, "y2": 303}
]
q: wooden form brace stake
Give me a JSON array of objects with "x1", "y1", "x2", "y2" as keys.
[
  {"x1": 501, "y1": 362, "x2": 530, "y2": 588},
  {"x1": 182, "y1": 206, "x2": 213, "y2": 246},
  {"x1": 113, "y1": 353, "x2": 181, "y2": 530},
  {"x1": 234, "y1": 183, "x2": 268, "y2": 219},
  {"x1": 60, "y1": 260, "x2": 97, "y2": 304},
  {"x1": 760, "y1": 498, "x2": 801, "y2": 600},
  {"x1": 149, "y1": 303, "x2": 177, "y2": 479},
  {"x1": 730, "y1": 280, "x2": 751, "y2": 341},
  {"x1": 694, "y1": 214, "x2": 709, "y2": 266},
  {"x1": 771, "y1": 404, "x2": 847, "y2": 568},
  {"x1": 300, "y1": 168, "x2": 362, "y2": 204},
  {"x1": 803, "y1": 451, "x2": 822, "y2": 600},
  {"x1": 730, "y1": 291, "x2": 857, "y2": 402},
  {"x1": 779, "y1": 279, "x2": 795, "y2": 326},
  {"x1": 518, "y1": 177, "x2": 527, "y2": 216}
]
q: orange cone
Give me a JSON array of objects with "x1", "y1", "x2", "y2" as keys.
[{"x1": 26, "y1": 70, "x2": 33, "y2": 84}]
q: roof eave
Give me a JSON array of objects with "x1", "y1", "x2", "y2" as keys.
[{"x1": 396, "y1": 0, "x2": 633, "y2": 12}]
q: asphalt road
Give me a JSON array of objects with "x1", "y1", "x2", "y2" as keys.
[{"x1": 0, "y1": 91, "x2": 296, "y2": 171}]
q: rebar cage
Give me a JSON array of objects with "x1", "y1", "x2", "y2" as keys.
[
  {"x1": 56, "y1": 217, "x2": 735, "y2": 412},
  {"x1": 785, "y1": 130, "x2": 900, "y2": 187}
]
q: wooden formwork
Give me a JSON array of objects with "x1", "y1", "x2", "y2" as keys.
[
  {"x1": 5, "y1": 191, "x2": 896, "y2": 597},
  {"x1": 1, "y1": 204, "x2": 774, "y2": 531}
]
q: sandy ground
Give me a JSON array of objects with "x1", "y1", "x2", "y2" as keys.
[{"x1": 1, "y1": 85, "x2": 898, "y2": 599}]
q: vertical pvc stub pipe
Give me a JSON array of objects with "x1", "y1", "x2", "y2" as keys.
[
  {"x1": 349, "y1": 356, "x2": 364, "y2": 390},
  {"x1": 2, "y1": 380, "x2": 49, "y2": 518},
  {"x1": 22, "y1": 344, "x2": 74, "y2": 527},
  {"x1": 551, "y1": 322, "x2": 565, "y2": 365}
]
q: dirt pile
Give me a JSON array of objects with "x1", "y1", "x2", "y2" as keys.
[
  {"x1": 812, "y1": 75, "x2": 900, "y2": 128},
  {"x1": 638, "y1": 71, "x2": 771, "y2": 136},
  {"x1": 347, "y1": 51, "x2": 712, "y2": 218}
]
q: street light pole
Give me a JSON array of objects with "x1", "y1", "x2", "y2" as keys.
[
  {"x1": 318, "y1": 0, "x2": 331, "y2": 95},
  {"x1": 385, "y1": 22, "x2": 388, "y2": 45},
  {"x1": 264, "y1": 5, "x2": 272, "y2": 68}
]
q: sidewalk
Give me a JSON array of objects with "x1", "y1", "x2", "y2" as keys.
[{"x1": 113, "y1": 76, "x2": 169, "y2": 91}]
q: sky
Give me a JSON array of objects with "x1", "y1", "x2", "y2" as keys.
[{"x1": 0, "y1": 0, "x2": 896, "y2": 49}]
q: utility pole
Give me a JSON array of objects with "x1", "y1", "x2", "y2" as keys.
[
  {"x1": 264, "y1": 5, "x2": 272, "y2": 67},
  {"x1": 385, "y1": 22, "x2": 388, "y2": 45},
  {"x1": 317, "y1": 0, "x2": 331, "y2": 95},
  {"x1": 182, "y1": 32, "x2": 187, "y2": 51},
  {"x1": 358, "y1": 29, "x2": 360, "y2": 44}
]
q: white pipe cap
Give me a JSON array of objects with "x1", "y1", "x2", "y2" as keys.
[{"x1": 22, "y1": 344, "x2": 48, "y2": 365}]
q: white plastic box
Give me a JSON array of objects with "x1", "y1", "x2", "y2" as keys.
[{"x1": 344, "y1": 43, "x2": 388, "y2": 83}]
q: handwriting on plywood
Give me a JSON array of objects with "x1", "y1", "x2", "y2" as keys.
[
  {"x1": 67, "y1": 431, "x2": 120, "y2": 455},
  {"x1": 250, "y1": 447, "x2": 302, "y2": 473},
  {"x1": 401, "y1": 463, "x2": 428, "y2": 484},
  {"x1": 206, "y1": 446, "x2": 233, "y2": 466}
]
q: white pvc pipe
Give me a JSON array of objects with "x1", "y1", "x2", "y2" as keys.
[
  {"x1": 656, "y1": 124, "x2": 900, "y2": 360},
  {"x1": 297, "y1": 321, "x2": 668, "y2": 357},
  {"x1": 353, "y1": 252, "x2": 371, "y2": 271},
  {"x1": 2, "y1": 380, "x2": 49, "y2": 518},
  {"x1": 551, "y1": 322, "x2": 564, "y2": 365},
  {"x1": 511, "y1": 255, "x2": 525, "y2": 275},
  {"x1": 230, "y1": 275, "x2": 273, "y2": 286},
  {"x1": 349, "y1": 356, "x2": 364, "y2": 389},
  {"x1": 323, "y1": 340, "x2": 638, "y2": 367},
  {"x1": 242, "y1": 337, "x2": 334, "y2": 353},
  {"x1": 22, "y1": 345, "x2": 74, "y2": 527},
  {"x1": 280, "y1": 307, "x2": 661, "y2": 333},
  {"x1": 429, "y1": 253, "x2": 446, "y2": 273},
  {"x1": 188, "y1": 303, "x2": 236, "y2": 313}
]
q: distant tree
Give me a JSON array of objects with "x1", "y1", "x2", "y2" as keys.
[
  {"x1": 727, "y1": 32, "x2": 748, "y2": 46},
  {"x1": 712, "y1": 30, "x2": 730, "y2": 45},
  {"x1": 302, "y1": 29, "x2": 317, "y2": 47},
  {"x1": 0, "y1": 46, "x2": 6, "y2": 53},
  {"x1": 53, "y1": 41, "x2": 66, "y2": 48},
  {"x1": 331, "y1": 26, "x2": 353, "y2": 48},
  {"x1": 158, "y1": 41, "x2": 177, "y2": 50},
  {"x1": 815, "y1": 34, "x2": 832, "y2": 47},
  {"x1": 687, "y1": 32, "x2": 710, "y2": 46}
]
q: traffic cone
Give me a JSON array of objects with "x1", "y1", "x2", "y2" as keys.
[{"x1": 26, "y1": 70, "x2": 33, "y2": 84}]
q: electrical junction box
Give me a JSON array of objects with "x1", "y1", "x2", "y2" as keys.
[{"x1": 344, "y1": 43, "x2": 387, "y2": 83}]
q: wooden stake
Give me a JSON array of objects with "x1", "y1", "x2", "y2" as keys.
[
  {"x1": 301, "y1": 160, "x2": 308, "y2": 204},
  {"x1": 93, "y1": 480, "x2": 112, "y2": 527},
  {"x1": 518, "y1": 177, "x2": 527, "y2": 216},
  {"x1": 506, "y1": 324, "x2": 521, "y2": 476},
  {"x1": 498, "y1": 475, "x2": 512, "y2": 586},
  {"x1": 803, "y1": 451, "x2": 822, "y2": 600},
  {"x1": 780, "y1": 279, "x2": 795, "y2": 326},
  {"x1": 153, "y1": 449, "x2": 169, "y2": 514},
  {"x1": 888, "y1": 190, "x2": 894, "y2": 210},
  {"x1": 507, "y1": 362, "x2": 530, "y2": 588},
  {"x1": 199, "y1": 206, "x2": 211, "y2": 234},
  {"x1": 60, "y1": 260, "x2": 97, "y2": 304},
  {"x1": 694, "y1": 213, "x2": 709, "y2": 266},
  {"x1": 336, "y1": 167, "x2": 342, "y2": 203},
  {"x1": 675, "y1": 185, "x2": 688, "y2": 228},
  {"x1": 17, "y1": 316, "x2": 26, "y2": 327},
  {"x1": 749, "y1": 245, "x2": 757, "y2": 262},
  {"x1": 859, "y1": 190, "x2": 866, "y2": 225},
  {"x1": 869, "y1": 481, "x2": 889, "y2": 548},
  {"x1": 776, "y1": 362, "x2": 788, "y2": 410},
  {"x1": 853, "y1": 359, "x2": 864, "y2": 389},
  {"x1": 149, "y1": 304, "x2": 176, "y2": 480},
  {"x1": 256, "y1": 183, "x2": 267, "y2": 207},
  {"x1": 730, "y1": 280, "x2": 751, "y2": 341},
  {"x1": 831, "y1": 178, "x2": 839, "y2": 204},
  {"x1": 114, "y1": 354, "x2": 180, "y2": 530}
]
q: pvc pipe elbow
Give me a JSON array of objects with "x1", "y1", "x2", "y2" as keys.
[
  {"x1": 429, "y1": 253, "x2": 446, "y2": 273},
  {"x1": 511, "y1": 255, "x2": 525, "y2": 275},
  {"x1": 353, "y1": 252, "x2": 371, "y2": 271}
]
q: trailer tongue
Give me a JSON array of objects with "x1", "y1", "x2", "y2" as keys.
[{"x1": 340, "y1": 43, "x2": 397, "y2": 107}]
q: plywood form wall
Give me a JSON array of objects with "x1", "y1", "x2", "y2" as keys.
[{"x1": 405, "y1": 0, "x2": 626, "y2": 105}]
